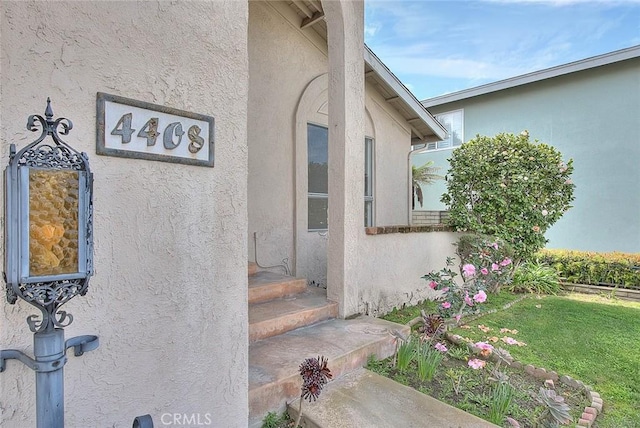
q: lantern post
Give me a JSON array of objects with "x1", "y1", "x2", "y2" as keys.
[{"x1": 1, "y1": 99, "x2": 98, "y2": 428}]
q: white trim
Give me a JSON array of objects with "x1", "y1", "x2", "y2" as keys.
[{"x1": 423, "y1": 45, "x2": 640, "y2": 107}]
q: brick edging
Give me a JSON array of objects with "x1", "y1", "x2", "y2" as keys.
[
  {"x1": 365, "y1": 224, "x2": 453, "y2": 235},
  {"x1": 444, "y1": 332, "x2": 604, "y2": 427}
]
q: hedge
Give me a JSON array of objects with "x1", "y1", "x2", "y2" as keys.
[{"x1": 536, "y1": 249, "x2": 640, "y2": 290}]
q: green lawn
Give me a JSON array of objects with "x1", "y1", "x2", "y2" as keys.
[
  {"x1": 382, "y1": 290, "x2": 520, "y2": 325},
  {"x1": 446, "y1": 293, "x2": 640, "y2": 427}
]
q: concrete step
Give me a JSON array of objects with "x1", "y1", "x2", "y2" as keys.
[
  {"x1": 248, "y1": 270, "x2": 307, "y2": 304},
  {"x1": 249, "y1": 287, "x2": 338, "y2": 342},
  {"x1": 248, "y1": 316, "x2": 409, "y2": 428},
  {"x1": 289, "y1": 368, "x2": 499, "y2": 428},
  {"x1": 248, "y1": 261, "x2": 259, "y2": 276}
]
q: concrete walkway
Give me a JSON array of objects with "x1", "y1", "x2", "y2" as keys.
[{"x1": 289, "y1": 368, "x2": 499, "y2": 428}]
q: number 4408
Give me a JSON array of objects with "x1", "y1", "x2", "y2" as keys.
[{"x1": 111, "y1": 113, "x2": 205, "y2": 154}]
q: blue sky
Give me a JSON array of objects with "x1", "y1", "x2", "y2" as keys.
[{"x1": 364, "y1": 0, "x2": 640, "y2": 100}]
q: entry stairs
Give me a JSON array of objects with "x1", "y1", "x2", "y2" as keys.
[{"x1": 248, "y1": 262, "x2": 497, "y2": 428}]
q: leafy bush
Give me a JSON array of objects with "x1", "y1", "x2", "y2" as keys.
[
  {"x1": 537, "y1": 249, "x2": 640, "y2": 290},
  {"x1": 441, "y1": 131, "x2": 575, "y2": 262},
  {"x1": 507, "y1": 261, "x2": 561, "y2": 295}
]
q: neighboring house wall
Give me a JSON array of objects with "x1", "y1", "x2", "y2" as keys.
[
  {"x1": 0, "y1": 2, "x2": 248, "y2": 427},
  {"x1": 415, "y1": 57, "x2": 640, "y2": 253}
]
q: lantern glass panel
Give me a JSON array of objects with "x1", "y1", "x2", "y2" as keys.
[{"x1": 28, "y1": 169, "x2": 79, "y2": 276}]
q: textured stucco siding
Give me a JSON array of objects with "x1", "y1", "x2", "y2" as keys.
[
  {"x1": 357, "y1": 231, "x2": 461, "y2": 316},
  {"x1": 364, "y1": 81, "x2": 414, "y2": 226},
  {"x1": 1, "y1": 2, "x2": 248, "y2": 427},
  {"x1": 248, "y1": 1, "x2": 328, "y2": 275},
  {"x1": 248, "y1": 1, "x2": 420, "y2": 293},
  {"x1": 416, "y1": 58, "x2": 640, "y2": 253}
]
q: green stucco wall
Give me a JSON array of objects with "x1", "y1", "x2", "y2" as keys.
[{"x1": 414, "y1": 58, "x2": 640, "y2": 253}]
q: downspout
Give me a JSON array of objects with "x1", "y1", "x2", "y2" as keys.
[{"x1": 407, "y1": 143, "x2": 427, "y2": 225}]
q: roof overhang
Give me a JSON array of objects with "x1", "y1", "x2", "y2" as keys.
[
  {"x1": 364, "y1": 46, "x2": 447, "y2": 143},
  {"x1": 283, "y1": 1, "x2": 447, "y2": 144},
  {"x1": 423, "y1": 44, "x2": 640, "y2": 108}
]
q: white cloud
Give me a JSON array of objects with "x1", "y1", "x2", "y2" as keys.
[
  {"x1": 365, "y1": 23, "x2": 380, "y2": 38},
  {"x1": 384, "y1": 55, "x2": 530, "y2": 81}
]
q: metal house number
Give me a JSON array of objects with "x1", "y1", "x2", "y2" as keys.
[{"x1": 97, "y1": 92, "x2": 215, "y2": 167}]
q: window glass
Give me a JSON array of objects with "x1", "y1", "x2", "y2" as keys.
[
  {"x1": 432, "y1": 110, "x2": 463, "y2": 151},
  {"x1": 307, "y1": 124, "x2": 374, "y2": 229},
  {"x1": 308, "y1": 196, "x2": 328, "y2": 230},
  {"x1": 364, "y1": 137, "x2": 374, "y2": 227},
  {"x1": 308, "y1": 124, "x2": 328, "y2": 194}
]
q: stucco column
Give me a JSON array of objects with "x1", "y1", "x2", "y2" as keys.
[{"x1": 324, "y1": 1, "x2": 365, "y2": 317}]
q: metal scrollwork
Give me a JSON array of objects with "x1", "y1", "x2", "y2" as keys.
[{"x1": 3, "y1": 98, "x2": 94, "y2": 332}]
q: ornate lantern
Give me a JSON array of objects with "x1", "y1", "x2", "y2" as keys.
[{"x1": 1, "y1": 99, "x2": 98, "y2": 428}]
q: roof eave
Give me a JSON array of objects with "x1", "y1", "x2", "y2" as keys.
[
  {"x1": 364, "y1": 46, "x2": 447, "y2": 142},
  {"x1": 423, "y1": 44, "x2": 640, "y2": 107}
]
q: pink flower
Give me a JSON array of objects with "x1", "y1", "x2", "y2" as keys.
[
  {"x1": 429, "y1": 281, "x2": 438, "y2": 289},
  {"x1": 435, "y1": 342, "x2": 448, "y2": 353},
  {"x1": 491, "y1": 242, "x2": 499, "y2": 250},
  {"x1": 500, "y1": 258, "x2": 512, "y2": 267},
  {"x1": 491, "y1": 263, "x2": 500, "y2": 271},
  {"x1": 441, "y1": 301, "x2": 451, "y2": 309},
  {"x1": 442, "y1": 287, "x2": 450, "y2": 292},
  {"x1": 455, "y1": 314, "x2": 461, "y2": 322},
  {"x1": 464, "y1": 293, "x2": 474, "y2": 307},
  {"x1": 462, "y1": 264, "x2": 476, "y2": 277},
  {"x1": 473, "y1": 290, "x2": 487, "y2": 303},
  {"x1": 475, "y1": 341, "x2": 494, "y2": 357},
  {"x1": 468, "y1": 358, "x2": 486, "y2": 370},
  {"x1": 480, "y1": 268, "x2": 489, "y2": 275},
  {"x1": 475, "y1": 341, "x2": 494, "y2": 352}
]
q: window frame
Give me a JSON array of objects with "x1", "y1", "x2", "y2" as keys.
[
  {"x1": 306, "y1": 123, "x2": 375, "y2": 231},
  {"x1": 364, "y1": 136, "x2": 375, "y2": 227},
  {"x1": 307, "y1": 122, "x2": 329, "y2": 231},
  {"x1": 424, "y1": 109, "x2": 464, "y2": 152}
]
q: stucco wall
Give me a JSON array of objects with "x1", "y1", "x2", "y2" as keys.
[
  {"x1": 357, "y1": 231, "x2": 461, "y2": 316},
  {"x1": 364, "y1": 82, "x2": 414, "y2": 226},
  {"x1": 416, "y1": 59, "x2": 640, "y2": 253},
  {"x1": 249, "y1": 2, "x2": 420, "y2": 291},
  {"x1": 1, "y1": 2, "x2": 248, "y2": 427},
  {"x1": 248, "y1": 1, "x2": 328, "y2": 274}
]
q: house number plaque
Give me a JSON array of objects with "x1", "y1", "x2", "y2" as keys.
[{"x1": 96, "y1": 92, "x2": 214, "y2": 167}]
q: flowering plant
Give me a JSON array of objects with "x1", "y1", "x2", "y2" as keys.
[
  {"x1": 293, "y1": 356, "x2": 332, "y2": 427},
  {"x1": 456, "y1": 234, "x2": 515, "y2": 293},
  {"x1": 423, "y1": 234, "x2": 515, "y2": 320}
]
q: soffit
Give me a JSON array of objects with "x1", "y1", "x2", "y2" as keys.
[{"x1": 287, "y1": 1, "x2": 327, "y2": 42}]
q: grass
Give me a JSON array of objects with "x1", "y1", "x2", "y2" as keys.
[
  {"x1": 382, "y1": 290, "x2": 519, "y2": 325},
  {"x1": 448, "y1": 293, "x2": 640, "y2": 427}
]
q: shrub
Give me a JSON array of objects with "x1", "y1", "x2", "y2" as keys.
[
  {"x1": 537, "y1": 249, "x2": 640, "y2": 290},
  {"x1": 441, "y1": 131, "x2": 575, "y2": 262},
  {"x1": 507, "y1": 260, "x2": 561, "y2": 295}
]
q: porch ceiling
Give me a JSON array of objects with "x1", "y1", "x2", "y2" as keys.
[
  {"x1": 287, "y1": 0, "x2": 327, "y2": 41},
  {"x1": 286, "y1": 1, "x2": 446, "y2": 144}
]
